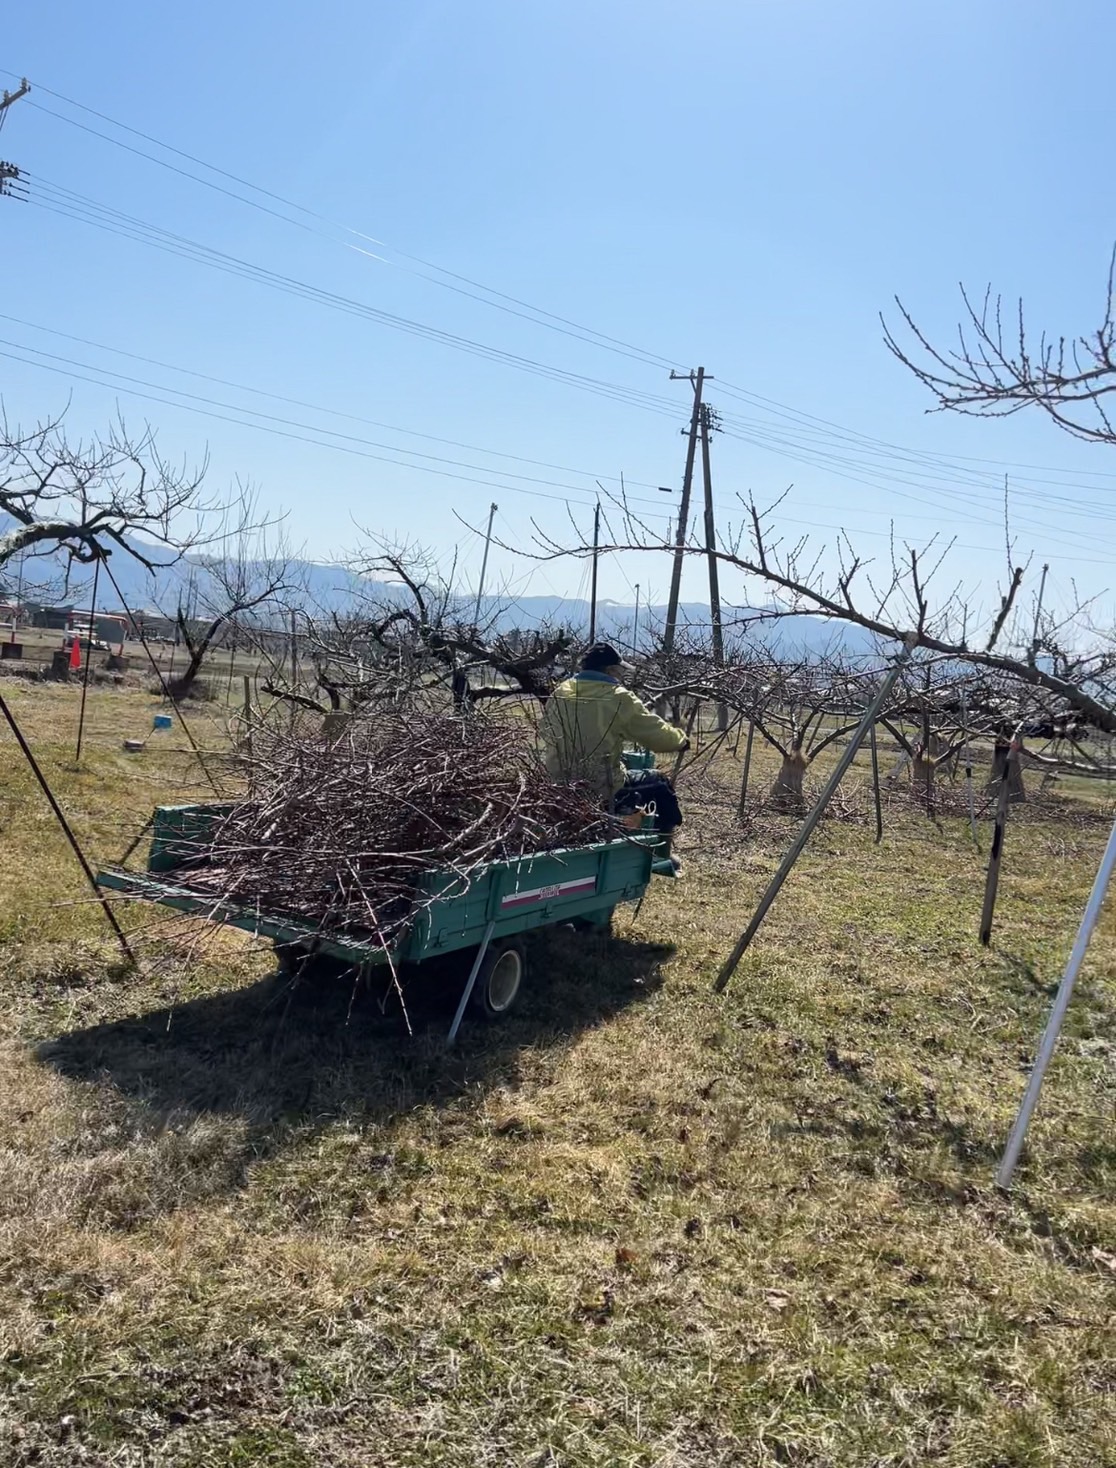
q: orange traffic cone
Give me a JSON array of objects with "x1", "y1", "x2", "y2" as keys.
[{"x1": 69, "y1": 637, "x2": 82, "y2": 671}]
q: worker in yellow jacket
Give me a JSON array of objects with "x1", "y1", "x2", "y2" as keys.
[{"x1": 540, "y1": 643, "x2": 689, "y2": 801}]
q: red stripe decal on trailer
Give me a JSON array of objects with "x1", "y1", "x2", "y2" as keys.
[{"x1": 500, "y1": 875, "x2": 597, "y2": 909}]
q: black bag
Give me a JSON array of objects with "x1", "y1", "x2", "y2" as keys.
[{"x1": 614, "y1": 770, "x2": 682, "y2": 832}]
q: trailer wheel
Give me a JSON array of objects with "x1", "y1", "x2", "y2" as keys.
[
  {"x1": 470, "y1": 939, "x2": 526, "y2": 1020},
  {"x1": 571, "y1": 907, "x2": 614, "y2": 935}
]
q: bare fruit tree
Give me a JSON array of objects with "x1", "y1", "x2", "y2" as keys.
[
  {"x1": 267, "y1": 542, "x2": 577, "y2": 716},
  {"x1": 166, "y1": 490, "x2": 295, "y2": 700},
  {"x1": 882, "y1": 249, "x2": 1116, "y2": 446},
  {"x1": 0, "y1": 410, "x2": 212, "y2": 575},
  {"x1": 527, "y1": 487, "x2": 1116, "y2": 738}
]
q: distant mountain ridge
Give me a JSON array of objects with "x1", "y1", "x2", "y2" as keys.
[{"x1": 0, "y1": 521, "x2": 874, "y2": 656}]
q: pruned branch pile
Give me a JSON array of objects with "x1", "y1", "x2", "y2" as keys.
[{"x1": 185, "y1": 711, "x2": 612, "y2": 945}]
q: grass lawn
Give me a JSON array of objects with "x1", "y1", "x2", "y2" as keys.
[{"x1": 0, "y1": 678, "x2": 1114, "y2": 1466}]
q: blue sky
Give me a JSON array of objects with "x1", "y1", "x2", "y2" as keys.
[{"x1": 4, "y1": 0, "x2": 1116, "y2": 629}]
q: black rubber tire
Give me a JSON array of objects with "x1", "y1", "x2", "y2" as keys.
[{"x1": 469, "y1": 939, "x2": 527, "y2": 1020}]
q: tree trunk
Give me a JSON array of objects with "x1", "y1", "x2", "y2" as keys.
[
  {"x1": 769, "y1": 750, "x2": 807, "y2": 815},
  {"x1": 987, "y1": 740, "x2": 1026, "y2": 803},
  {"x1": 911, "y1": 750, "x2": 935, "y2": 814}
]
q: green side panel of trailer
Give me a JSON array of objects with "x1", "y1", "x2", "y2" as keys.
[{"x1": 98, "y1": 803, "x2": 660, "y2": 968}]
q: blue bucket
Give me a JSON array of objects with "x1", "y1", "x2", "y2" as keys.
[{"x1": 152, "y1": 714, "x2": 173, "y2": 731}]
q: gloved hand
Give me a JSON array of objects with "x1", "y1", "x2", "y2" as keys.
[{"x1": 679, "y1": 738, "x2": 691, "y2": 752}]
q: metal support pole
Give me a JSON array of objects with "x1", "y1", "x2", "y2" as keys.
[
  {"x1": 869, "y1": 717, "x2": 883, "y2": 844},
  {"x1": 997, "y1": 816, "x2": 1116, "y2": 1189},
  {"x1": 588, "y1": 501, "x2": 601, "y2": 644},
  {"x1": 75, "y1": 551, "x2": 101, "y2": 763},
  {"x1": 714, "y1": 634, "x2": 916, "y2": 993},
  {"x1": 472, "y1": 502, "x2": 497, "y2": 627},
  {"x1": 632, "y1": 583, "x2": 640, "y2": 654},
  {"x1": 447, "y1": 921, "x2": 495, "y2": 1045},
  {"x1": 0, "y1": 686, "x2": 135, "y2": 964}
]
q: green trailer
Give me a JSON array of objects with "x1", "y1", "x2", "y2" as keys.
[{"x1": 97, "y1": 802, "x2": 674, "y2": 1042}]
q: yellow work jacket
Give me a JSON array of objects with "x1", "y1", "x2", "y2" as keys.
[{"x1": 539, "y1": 671, "x2": 687, "y2": 797}]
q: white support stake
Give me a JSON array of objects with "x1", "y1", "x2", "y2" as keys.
[{"x1": 996, "y1": 816, "x2": 1116, "y2": 1189}]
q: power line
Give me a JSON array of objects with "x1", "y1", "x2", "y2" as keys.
[
  {"x1": 12, "y1": 68, "x2": 1116, "y2": 520},
  {"x1": 22, "y1": 180, "x2": 1107, "y2": 553},
  {"x1": 6, "y1": 337, "x2": 1113, "y2": 570},
  {"x1": 0, "y1": 338, "x2": 672, "y2": 520},
  {"x1": 22, "y1": 176, "x2": 685, "y2": 420},
  {"x1": 14, "y1": 81, "x2": 679, "y2": 371},
  {"x1": 5, "y1": 71, "x2": 1113, "y2": 573},
  {"x1": 0, "y1": 311, "x2": 664, "y2": 492},
  {"x1": 712, "y1": 378, "x2": 1116, "y2": 485}
]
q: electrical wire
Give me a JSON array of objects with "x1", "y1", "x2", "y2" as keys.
[
  {"x1": 6, "y1": 71, "x2": 1115, "y2": 578},
  {"x1": 17, "y1": 175, "x2": 1115, "y2": 552},
  {"x1": 0, "y1": 310, "x2": 665, "y2": 492},
  {"x1": 22, "y1": 176, "x2": 686, "y2": 419},
  {"x1": 11, "y1": 69, "x2": 1116, "y2": 523},
  {"x1": 15, "y1": 81, "x2": 680, "y2": 372},
  {"x1": 8, "y1": 336, "x2": 1112, "y2": 573}
]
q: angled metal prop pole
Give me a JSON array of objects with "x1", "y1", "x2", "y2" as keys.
[
  {"x1": 714, "y1": 633, "x2": 917, "y2": 994},
  {"x1": 447, "y1": 921, "x2": 495, "y2": 1045},
  {"x1": 997, "y1": 815, "x2": 1116, "y2": 1189}
]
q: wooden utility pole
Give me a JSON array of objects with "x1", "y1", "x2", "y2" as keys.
[
  {"x1": 0, "y1": 79, "x2": 30, "y2": 201},
  {"x1": 699, "y1": 401, "x2": 727, "y2": 730},
  {"x1": 662, "y1": 368, "x2": 709, "y2": 656},
  {"x1": 1030, "y1": 562, "x2": 1049, "y2": 660},
  {"x1": 0, "y1": 79, "x2": 30, "y2": 121},
  {"x1": 588, "y1": 500, "x2": 601, "y2": 643}
]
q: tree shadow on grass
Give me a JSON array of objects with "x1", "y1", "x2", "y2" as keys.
[{"x1": 34, "y1": 927, "x2": 674, "y2": 1218}]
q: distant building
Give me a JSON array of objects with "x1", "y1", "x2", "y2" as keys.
[{"x1": 28, "y1": 603, "x2": 74, "y2": 631}]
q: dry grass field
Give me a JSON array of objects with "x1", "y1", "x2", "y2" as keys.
[{"x1": 0, "y1": 676, "x2": 1114, "y2": 1466}]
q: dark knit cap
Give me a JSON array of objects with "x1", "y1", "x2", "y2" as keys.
[{"x1": 581, "y1": 643, "x2": 627, "y2": 672}]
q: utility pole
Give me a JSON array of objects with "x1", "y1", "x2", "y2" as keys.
[
  {"x1": 632, "y1": 582, "x2": 640, "y2": 654},
  {"x1": 588, "y1": 499, "x2": 601, "y2": 644},
  {"x1": 0, "y1": 79, "x2": 30, "y2": 201},
  {"x1": 472, "y1": 502, "x2": 497, "y2": 627},
  {"x1": 662, "y1": 367, "x2": 710, "y2": 657},
  {"x1": 699, "y1": 400, "x2": 727, "y2": 729},
  {"x1": 0, "y1": 79, "x2": 30, "y2": 121},
  {"x1": 1030, "y1": 562, "x2": 1049, "y2": 661}
]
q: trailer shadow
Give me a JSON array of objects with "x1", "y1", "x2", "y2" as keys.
[{"x1": 35, "y1": 927, "x2": 674, "y2": 1216}]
